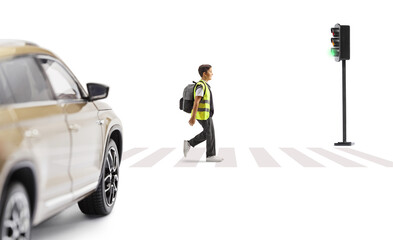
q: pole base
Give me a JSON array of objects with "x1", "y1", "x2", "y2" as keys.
[{"x1": 334, "y1": 142, "x2": 354, "y2": 146}]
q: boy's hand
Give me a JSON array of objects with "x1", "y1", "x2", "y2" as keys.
[{"x1": 189, "y1": 117, "x2": 196, "y2": 126}]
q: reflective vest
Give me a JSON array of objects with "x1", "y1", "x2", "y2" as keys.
[{"x1": 193, "y1": 80, "x2": 211, "y2": 120}]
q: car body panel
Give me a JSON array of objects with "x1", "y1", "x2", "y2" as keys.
[
  {"x1": 93, "y1": 101, "x2": 112, "y2": 111},
  {"x1": 0, "y1": 107, "x2": 28, "y2": 194},
  {"x1": 10, "y1": 101, "x2": 72, "y2": 224},
  {"x1": 64, "y1": 101, "x2": 103, "y2": 194}
]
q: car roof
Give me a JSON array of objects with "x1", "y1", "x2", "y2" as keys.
[{"x1": 0, "y1": 40, "x2": 57, "y2": 59}]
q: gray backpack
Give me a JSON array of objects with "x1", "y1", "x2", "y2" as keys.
[{"x1": 179, "y1": 81, "x2": 206, "y2": 113}]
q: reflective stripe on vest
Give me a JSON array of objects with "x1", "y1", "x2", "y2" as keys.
[{"x1": 192, "y1": 80, "x2": 210, "y2": 120}]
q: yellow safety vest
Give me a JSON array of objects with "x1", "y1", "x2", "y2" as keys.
[{"x1": 192, "y1": 80, "x2": 211, "y2": 120}]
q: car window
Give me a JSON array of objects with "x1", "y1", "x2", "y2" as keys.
[
  {"x1": 0, "y1": 69, "x2": 15, "y2": 105},
  {"x1": 0, "y1": 57, "x2": 54, "y2": 104},
  {"x1": 40, "y1": 59, "x2": 81, "y2": 100}
]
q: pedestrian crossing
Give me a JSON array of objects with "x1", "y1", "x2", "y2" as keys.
[
  {"x1": 249, "y1": 148, "x2": 280, "y2": 167},
  {"x1": 309, "y1": 148, "x2": 364, "y2": 167},
  {"x1": 281, "y1": 148, "x2": 324, "y2": 167},
  {"x1": 120, "y1": 147, "x2": 393, "y2": 168}
]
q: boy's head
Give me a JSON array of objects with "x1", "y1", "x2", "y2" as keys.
[{"x1": 198, "y1": 64, "x2": 213, "y2": 81}]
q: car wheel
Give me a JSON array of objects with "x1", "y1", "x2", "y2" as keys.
[
  {"x1": 78, "y1": 139, "x2": 120, "y2": 215},
  {"x1": 0, "y1": 182, "x2": 31, "y2": 240}
]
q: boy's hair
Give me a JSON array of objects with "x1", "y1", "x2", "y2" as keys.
[{"x1": 198, "y1": 64, "x2": 212, "y2": 77}]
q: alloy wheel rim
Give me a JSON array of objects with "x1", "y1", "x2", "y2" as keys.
[
  {"x1": 1, "y1": 192, "x2": 30, "y2": 240},
  {"x1": 104, "y1": 146, "x2": 119, "y2": 207}
]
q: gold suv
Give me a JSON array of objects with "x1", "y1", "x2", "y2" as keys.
[{"x1": 0, "y1": 40, "x2": 123, "y2": 239}]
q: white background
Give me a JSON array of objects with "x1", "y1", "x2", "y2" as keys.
[
  {"x1": 3, "y1": 0, "x2": 393, "y2": 149},
  {"x1": 2, "y1": 0, "x2": 393, "y2": 239}
]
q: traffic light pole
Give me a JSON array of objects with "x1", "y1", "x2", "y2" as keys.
[{"x1": 335, "y1": 60, "x2": 353, "y2": 146}]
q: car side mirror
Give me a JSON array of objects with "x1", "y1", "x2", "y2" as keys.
[{"x1": 86, "y1": 83, "x2": 109, "y2": 101}]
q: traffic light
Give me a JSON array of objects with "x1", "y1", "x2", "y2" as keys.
[
  {"x1": 330, "y1": 23, "x2": 350, "y2": 62},
  {"x1": 331, "y1": 23, "x2": 354, "y2": 146}
]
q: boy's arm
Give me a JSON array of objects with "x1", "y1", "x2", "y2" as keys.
[{"x1": 189, "y1": 96, "x2": 202, "y2": 126}]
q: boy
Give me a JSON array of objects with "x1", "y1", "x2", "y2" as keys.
[{"x1": 183, "y1": 64, "x2": 223, "y2": 162}]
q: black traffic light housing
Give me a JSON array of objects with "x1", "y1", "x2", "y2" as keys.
[{"x1": 331, "y1": 23, "x2": 350, "y2": 62}]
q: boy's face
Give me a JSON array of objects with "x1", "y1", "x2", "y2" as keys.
[{"x1": 203, "y1": 67, "x2": 213, "y2": 80}]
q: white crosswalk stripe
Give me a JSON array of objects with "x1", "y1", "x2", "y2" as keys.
[
  {"x1": 120, "y1": 147, "x2": 393, "y2": 168},
  {"x1": 234, "y1": 147, "x2": 259, "y2": 168},
  {"x1": 267, "y1": 147, "x2": 300, "y2": 167},
  {"x1": 302, "y1": 148, "x2": 343, "y2": 167},
  {"x1": 332, "y1": 148, "x2": 393, "y2": 167},
  {"x1": 175, "y1": 148, "x2": 205, "y2": 167},
  {"x1": 152, "y1": 148, "x2": 180, "y2": 167},
  {"x1": 309, "y1": 148, "x2": 364, "y2": 167},
  {"x1": 121, "y1": 147, "x2": 158, "y2": 168},
  {"x1": 281, "y1": 148, "x2": 324, "y2": 167}
]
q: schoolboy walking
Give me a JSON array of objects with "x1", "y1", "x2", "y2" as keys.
[{"x1": 183, "y1": 64, "x2": 223, "y2": 162}]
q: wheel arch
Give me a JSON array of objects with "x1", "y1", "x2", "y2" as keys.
[
  {"x1": 0, "y1": 161, "x2": 37, "y2": 219},
  {"x1": 107, "y1": 125, "x2": 123, "y2": 164}
]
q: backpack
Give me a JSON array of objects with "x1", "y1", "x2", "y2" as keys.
[{"x1": 179, "y1": 81, "x2": 206, "y2": 113}]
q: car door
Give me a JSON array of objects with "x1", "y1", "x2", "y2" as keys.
[
  {"x1": 37, "y1": 57, "x2": 104, "y2": 198},
  {"x1": 0, "y1": 56, "x2": 72, "y2": 216}
]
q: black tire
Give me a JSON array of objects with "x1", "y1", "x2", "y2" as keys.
[
  {"x1": 78, "y1": 139, "x2": 120, "y2": 215},
  {"x1": 0, "y1": 182, "x2": 31, "y2": 240}
]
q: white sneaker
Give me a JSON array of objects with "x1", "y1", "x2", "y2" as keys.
[
  {"x1": 206, "y1": 156, "x2": 224, "y2": 162},
  {"x1": 183, "y1": 140, "x2": 191, "y2": 157}
]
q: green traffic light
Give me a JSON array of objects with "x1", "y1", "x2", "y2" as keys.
[{"x1": 331, "y1": 48, "x2": 339, "y2": 57}]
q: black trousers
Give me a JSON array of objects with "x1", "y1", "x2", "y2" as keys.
[{"x1": 188, "y1": 118, "x2": 216, "y2": 157}]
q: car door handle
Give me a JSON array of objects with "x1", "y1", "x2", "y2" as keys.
[
  {"x1": 24, "y1": 129, "x2": 40, "y2": 138},
  {"x1": 68, "y1": 124, "x2": 81, "y2": 132}
]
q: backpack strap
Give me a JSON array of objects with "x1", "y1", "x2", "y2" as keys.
[{"x1": 193, "y1": 80, "x2": 207, "y2": 99}]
